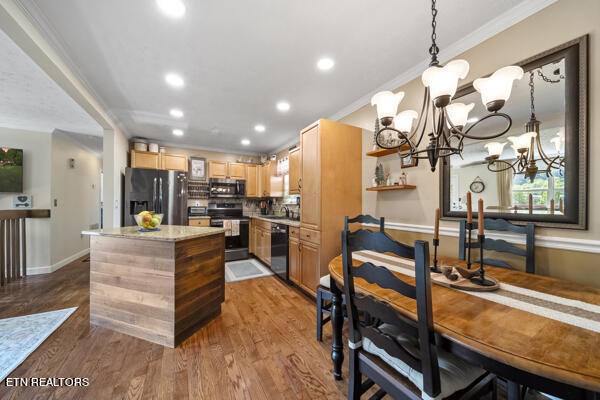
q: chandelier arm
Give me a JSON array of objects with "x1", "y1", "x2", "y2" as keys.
[
  {"x1": 487, "y1": 160, "x2": 517, "y2": 174},
  {"x1": 408, "y1": 88, "x2": 430, "y2": 143},
  {"x1": 445, "y1": 109, "x2": 513, "y2": 140},
  {"x1": 375, "y1": 127, "x2": 412, "y2": 150},
  {"x1": 413, "y1": 91, "x2": 432, "y2": 148}
]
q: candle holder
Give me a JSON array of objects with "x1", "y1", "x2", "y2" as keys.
[
  {"x1": 470, "y1": 234, "x2": 495, "y2": 287},
  {"x1": 431, "y1": 238, "x2": 441, "y2": 273},
  {"x1": 465, "y1": 222, "x2": 473, "y2": 270}
]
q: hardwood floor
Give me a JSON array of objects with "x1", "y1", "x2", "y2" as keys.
[
  {"x1": 0, "y1": 256, "x2": 542, "y2": 399},
  {"x1": 0, "y1": 255, "x2": 351, "y2": 400}
]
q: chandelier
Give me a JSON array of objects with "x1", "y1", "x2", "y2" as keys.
[
  {"x1": 484, "y1": 69, "x2": 566, "y2": 182},
  {"x1": 371, "y1": 0, "x2": 524, "y2": 172}
]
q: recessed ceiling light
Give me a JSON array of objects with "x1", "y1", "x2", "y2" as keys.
[
  {"x1": 169, "y1": 108, "x2": 184, "y2": 118},
  {"x1": 467, "y1": 117, "x2": 479, "y2": 123},
  {"x1": 172, "y1": 129, "x2": 184, "y2": 136},
  {"x1": 165, "y1": 73, "x2": 184, "y2": 88},
  {"x1": 241, "y1": 139, "x2": 250, "y2": 146},
  {"x1": 317, "y1": 57, "x2": 335, "y2": 71},
  {"x1": 254, "y1": 124, "x2": 265, "y2": 132},
  {"x1": 156, "y1": 0, "x2": 186, "y2": 18},
  {"x1": 276, "y1": 101, "x2": 290, "y2": 112}
]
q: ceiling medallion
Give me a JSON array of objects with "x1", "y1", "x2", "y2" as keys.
[{"x1": 371, "y1": 0, "x2": 524, "y2": 172}]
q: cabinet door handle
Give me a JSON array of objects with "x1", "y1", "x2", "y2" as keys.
[
  {"x1": 298, "y1": 178, "x2": 302, "y2": 189},
  {"x1": 298, "y1": 242, "x2": 302, "y2": 252}
]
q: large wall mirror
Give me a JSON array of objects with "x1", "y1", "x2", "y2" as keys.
[{"x1": 440, "y1": 36, "x2": 588, "y2": 229}]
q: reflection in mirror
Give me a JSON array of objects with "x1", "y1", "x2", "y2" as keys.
[{"x1": 449, "y1": 59, "x2": 566, "y2": 217}]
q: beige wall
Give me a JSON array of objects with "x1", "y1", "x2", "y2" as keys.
[
  {"x1": 340, "y1": 0, "x2": 600, "y2": 287},
  {"x1": 0, "y1": 127, "x2": 52, "y2": 268},
  {"x1": 103, "y1": 128, "x2": 128, "y2": 228},
  {"x1": 50, "y1": 134, "x2": 101, "y2": 264}
]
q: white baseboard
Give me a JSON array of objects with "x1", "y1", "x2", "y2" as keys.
[
  {"x1": 27, "y1": 248, "x2": 90, "y2": 275},
  {"x1": 363, "y1": 222, "x2": 600, "y2": 254}
]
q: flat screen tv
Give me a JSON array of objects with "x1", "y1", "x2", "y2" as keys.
[{"x1": 0, "y1": 147, "x2": 23, "y2": 193}]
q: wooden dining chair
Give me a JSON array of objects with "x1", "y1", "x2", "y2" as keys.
[
  {"x1": 342, "y1": 229, "x2": 495, "y2": 399},
  {"x1": 458, "y1": 218, "x2": 535, "y2": 274},
  {"x1": 316, "y1": 215, "x2": 385, "y2": 342}
]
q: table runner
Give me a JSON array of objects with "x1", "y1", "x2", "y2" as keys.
[{"x1": 352, "y1": 250, "x2": 600, "y2": 334}]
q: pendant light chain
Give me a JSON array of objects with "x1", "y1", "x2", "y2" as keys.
[
  {"x1": 529, "y1": 71, "x2": 536, "y2": 116},
  {"x1": 429, "y1": 0, "x2": 440, "y2": 66}
]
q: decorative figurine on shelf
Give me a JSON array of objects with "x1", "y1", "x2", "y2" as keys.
[
  {"x1": 375, "y1": 162, "x2": 385, "y2": 186},
  {"x1": 399, "y1": 172, "x2": 408, "y2": 186}
]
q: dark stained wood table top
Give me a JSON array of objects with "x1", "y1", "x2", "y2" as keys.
[{"x1": 329, "y1": 254, "x2": 600, "y2": 391}]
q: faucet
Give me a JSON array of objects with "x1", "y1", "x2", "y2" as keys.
[{"x1": 281, "y1": 206, "x2": 290, "y2": 218}]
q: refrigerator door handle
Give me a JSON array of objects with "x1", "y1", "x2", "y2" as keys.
[
  {"x1": 159, "y1": 177, "x2": 163, "y2": 213},
  {"x1": 153, "y1": 177, "x2": 157, "y2": 212}
]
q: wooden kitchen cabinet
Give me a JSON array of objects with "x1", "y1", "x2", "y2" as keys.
[
  {"x1": 228, "y1": 163, "x2": 246, "y2": 179},
  {"x1": 246, "y1": 164, "x2": 258, "y2": 197},
  {"x1": 298, "y1": 240, "x2": 320, "y2": 295},
  {"x1": 188, "y1": 218, "x2": 210, "y2": 227},
  {"x1": 255, "y1": 227, "x2": 271, "y2": 266},
  {"x1": 161, "y1": 153, "x2": 188, "y2": 172},
  {"x1": 297, "y1": 119, "x2": 362, "y2": 296},
  {"x1": 209, "y1": 161, "x2": 228, "y2": 178},
  {"x1": 289, "y1": 236, "x2": 300, "y2": 285},
  {"x1": 289, "y1": 147, "x2": 301, "y2": 195},
  {"x1": 131, "y1": 150, "x2": 160, "y2": 169}
]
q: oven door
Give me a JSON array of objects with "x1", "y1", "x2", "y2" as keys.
[{"x1": 210, "y1": 218, "x2": 249, "y2": 261}]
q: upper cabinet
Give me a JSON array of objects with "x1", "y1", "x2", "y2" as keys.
[
  {"x1": 209, "y1": 161, "x2": 246, "y2": 179},
  {"x1": 208, "y1": 161, "x2": 228, "y2": 178},
  {"x1": 131, "y1": 150, "x2": 160, "y2": 169},
  {"x1": 289, "y1": 147, "x2": 301, "y2": 195},
  {"x1": 161, "y1": 153, "x2": 188, "y2": 172},
  {"x1": 300, "y1": 125, "x2": 321, "y2": 230},
  {"x1": 130, "y1": 150, "x2": 187, "y2": 172},
  {"x1": 246, "y1": 164, "x2": 258, "y2": 197}
]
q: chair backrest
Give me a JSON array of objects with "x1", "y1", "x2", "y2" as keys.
[
  {"x1": 345, "y1": 214, "x2": 385, "y2": 232},
  {"x1": 342, "y1": 229, "x2": 440, "y2": 397},
  {"x1": 458, "y1": 218, "x2": 535, "y2": 274}
]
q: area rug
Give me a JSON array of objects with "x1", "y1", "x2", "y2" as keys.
[
  {"x1": 0, "y1": 307, "x2": 77, "y2": 383},
  {"x1": 225, "y1": 259, "x2": 273, "y2": 283}
]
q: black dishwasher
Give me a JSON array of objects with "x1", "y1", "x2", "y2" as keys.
[{"x1": 270, "y1": 223, "x2": 289, "y2": 282}]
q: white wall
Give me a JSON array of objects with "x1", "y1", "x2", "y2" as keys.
[
  {"x1": 50, "y1": 134, "x2": 101, "y2": 265},
  {"x1": 0, "y1": 127, "x2": 52, "y2": 268},
  {"x1": 102, "y1": 128, "x2": 128, "y2": 228}
]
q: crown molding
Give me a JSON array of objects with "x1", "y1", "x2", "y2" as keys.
[
  {"x1": 270, "y1": 136, "x2": 300, "y2": 155},
  {"x1": 363, "y1": 221, "x2": 600, "y2": 254},
  {"x1": 328, "y1": 0, "x2": 558, "y2": 122},
  {"x1": 155, "y1": 139, "x2": 263, "y2": 157}
]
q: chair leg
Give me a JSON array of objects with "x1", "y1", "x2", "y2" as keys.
[
  {"x1": 316, "y1": 289, "x2": 323, "y2": 342},
  {"x1": 348, "y1": 348, "x2": 361, "y2": 400}
]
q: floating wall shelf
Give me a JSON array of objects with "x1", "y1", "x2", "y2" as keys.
[
  {"x1": 366, "y1": 185, "x2": 417, "y2": 191},
  {"x1": 365, "y1": 144, "x2": 410, "y2": 158}
]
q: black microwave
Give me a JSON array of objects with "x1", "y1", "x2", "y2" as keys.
[{"x1": 209, "y1": 178, "x2": 246, "y2": 198}]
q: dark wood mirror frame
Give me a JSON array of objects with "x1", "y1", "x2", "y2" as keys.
[{"x1": 439, "y1": 35, "x2": 588, "y2": 229}]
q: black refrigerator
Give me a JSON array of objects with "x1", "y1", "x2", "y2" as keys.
[{"x1": 124, "y1": 167, "x2": 188, "y2": 226}]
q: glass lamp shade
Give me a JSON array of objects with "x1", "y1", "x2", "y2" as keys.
[
  {"x1": 371, "y1": 91, "x2": 405, "y2": 120},
  {"x1": 421, "y1": 59, "x2": 470, "y2": 101},
  {"x1": 446, "y1": 102, "x2": 475, "y2": 127},
  {"x1": 393, "y1": 110, "x2": 418, "y2": 133},
  {"x1": 473, "y1": 66, "x2": 524, "y2": 108},
  {"x1": 508, "y1": 131, "x2": 537, "y2": 150},
  {"x1": 511, "y1": 145, "x2": 521, "y2": 158},
  {"x1": 484, "y1": 142, "x2": 507, "y2": 157}
]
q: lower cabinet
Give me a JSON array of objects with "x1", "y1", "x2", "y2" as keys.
[
  {"x1": 289, "y1": 236, "x2": 300, "y2": 285},
  {"x1": 254, "y1": 226, "x2": 271, "y2": 266},
  {"x1": 189, "y1": 218, "x2": 210, "y2": 227},
  {"x1": 298, "y1": 240, "x2": 320, "y2": 296}
]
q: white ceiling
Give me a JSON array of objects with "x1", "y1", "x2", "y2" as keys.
[
  {"x1": 0, "y1": 28, "x2": 102, "y2": 136},
  {"x1": 17, "y1": 0, "x2": 535, "y2": 154}
]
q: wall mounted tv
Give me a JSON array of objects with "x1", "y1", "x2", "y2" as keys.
[{"x1": 0, "y1": 147, "x2": 23, "y2": 193}]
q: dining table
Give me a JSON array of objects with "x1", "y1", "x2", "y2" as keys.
[{"x1": 327, "y1": 250, "x2": 600, "y2": 399}]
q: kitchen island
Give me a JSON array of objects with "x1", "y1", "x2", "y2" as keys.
[{"x1": 82, "y1": 225, "x2": 226, "y2": 347}]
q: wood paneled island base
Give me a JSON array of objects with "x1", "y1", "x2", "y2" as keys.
[{"x1": 84, "y1": 226, "x2": 226, "y2": 347}]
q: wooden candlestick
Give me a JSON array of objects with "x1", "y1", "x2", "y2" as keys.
[
  {"x1": 467, "y1": 191, "x2": 473, "y2": 223},
  {"x1": 431, "y1": 208, "x2": 441, "y2": 273},
  {"x1": 434, "y1": 208, "x2": 440, "y2": 240},
  {"x1": 529, "y1": 194, "x2": 533, "y2": 215},
  {"x1": 550, "y1": 199, "x2": 555, "y2": 215},
  {"x1": 478, "y1": 198, "x2": 484, "y2": 235},
  {"x1": 559, "y1": 197, "x2": 563, "y2": 213}
]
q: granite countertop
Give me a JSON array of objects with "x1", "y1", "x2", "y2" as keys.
[
  {"x1": 250, "y1": 215, "x2": 301, "y2": 227},
  {"x1": 82, "y1": 225, "x2": 226, "y2": 242}
]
